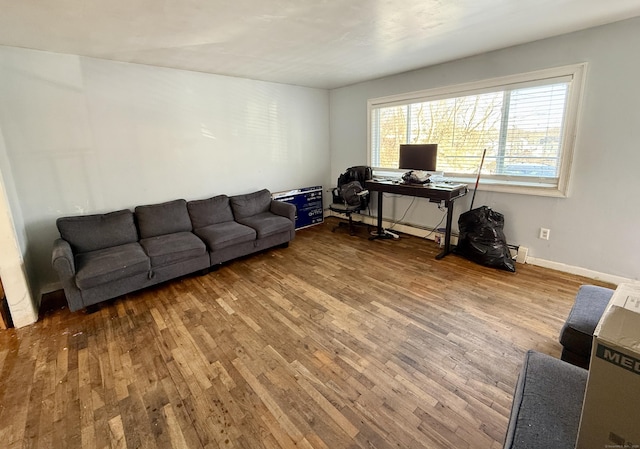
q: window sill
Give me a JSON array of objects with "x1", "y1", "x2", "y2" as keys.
[
  {"x1": 449, "y1": 176, "x2": 568, "y2": 198},
  {"x1": 372, "y1": 169, "x2": 568, "y2": 197}
]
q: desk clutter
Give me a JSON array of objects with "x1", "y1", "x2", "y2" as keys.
[
  {"x1": 373, "y1": 179, "x2": 467, "y2": 191},
  {"x1": 372, "y1": 169, "x2": 466, "y2": 191}
]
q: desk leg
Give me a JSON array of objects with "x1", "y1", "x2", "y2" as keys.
[
  {"x1": 369, "y1": 191, "x2": 393, "y2": 240},
  {"x1": 436, "y1": 200, "x2": 455, "y2": 260}
]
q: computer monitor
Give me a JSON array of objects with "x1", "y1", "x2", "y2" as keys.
[{"x1": 399, "y1": 144, "x2": 438, "y2": 171}]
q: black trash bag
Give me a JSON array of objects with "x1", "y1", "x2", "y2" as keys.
[{"x1": 455, "y1": 206, "x2": 516, "y2": 272}]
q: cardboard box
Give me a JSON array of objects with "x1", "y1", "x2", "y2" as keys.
[{"x1": 576, "y1": 282, "x2": 640, "y2": 449}]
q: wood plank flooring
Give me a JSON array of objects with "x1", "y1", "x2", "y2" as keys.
[{"x1": 0, "y1": 218, "x2": 614, "y2": 449}]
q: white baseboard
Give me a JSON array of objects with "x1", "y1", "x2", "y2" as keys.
[
  {"x1": 40, "y1": 281, "x2": 62, "y2": 297},
  {"x1": 524, "y1": 257, "x2": 633, "y2": 286},
  {"x1": 326, "y1": 210, "x2": 633, "y2": 285},
  {"x1": 44, "y1": 214, "x2": 630, "y2": 306},
  {"x1": 326, "y1": 210, "x2": 456, "y2": 243}
]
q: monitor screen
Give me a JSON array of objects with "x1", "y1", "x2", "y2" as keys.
[{"x1": 399, "y1": 144, "x2": 438, "y2": 171}]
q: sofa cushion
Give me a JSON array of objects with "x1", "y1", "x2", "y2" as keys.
[
  {"x1": 57, "y1": 209, "x2": 138, "y2": 254},
  {"x1": 187, "y1": 195, "x2": 234, "y2": 229},
  {"x1": 230, "y1": 189, "x2": 272, "y2": 220},
  {"x1": 139, "y1": 232, "x2": 207, "y2": 267},
  {"x1": 75, "y1": 243, "x2": 150, "y2": 290},
  {"x1": 194, "y1": 222, "x2": 256, "y2": 251},
  {"x1": 135, "y1": 199, "x2": 192, "y2": 239},
  {"x1": 504, "y1": 350, "x2": 587, "y2": 449},
  {"x1": 237, "y1": 212, "x2": 293, "y2": 239}
]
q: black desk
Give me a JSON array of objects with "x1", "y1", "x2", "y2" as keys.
[{"x1": 365, "y1": 180, "x2": 468, "y2": 259}]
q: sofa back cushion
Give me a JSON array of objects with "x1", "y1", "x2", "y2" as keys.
[
  {"x1": 187, "y1": 195, "x2": 234, "y2": 229},
  {"x1": 135, "y1": 199, "x2": 192, "y2": 239},
  {"x1": 230, "y1": 189, "x2": 272, "y2": 220},
  {"x1": 57, "y1": 209, "x2": 138, "y2": 254}
]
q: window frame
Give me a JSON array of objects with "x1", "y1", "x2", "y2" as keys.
[{"x1": 367, "y1": 63, "x2": 587, "y2": 197}]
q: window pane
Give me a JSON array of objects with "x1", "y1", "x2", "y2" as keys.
[
  {"x1": 499, "y1": 83, "x2": 568, "y2": 177},
  {"x1": 371, "y1": 80, "x2": 570, "y2": 180},
  {"x1": 411, "y1": 93, "x2": 502, "y2": 174},
  {"x1": 372, "y1": 105, "x2": 407, "y2": 168}
]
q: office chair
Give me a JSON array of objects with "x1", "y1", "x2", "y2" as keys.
[{"x1": 329, "y1": 166, "x2": 371, "y2": 235}]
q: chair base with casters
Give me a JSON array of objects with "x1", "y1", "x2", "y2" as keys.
[{"x1": 328, "y1": 203, "x2": 367, "y2": 236}]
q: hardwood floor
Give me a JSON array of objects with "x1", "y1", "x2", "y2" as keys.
[{"x1": 0, "y1": 218, "x2": 613, "y2": 449}]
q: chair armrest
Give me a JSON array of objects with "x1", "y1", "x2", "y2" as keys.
[
  {"x1": 270, "y1": 200, "x2": 296, "y2": 223},
  {"x1": 52, "y1": 238, "x2": 75, "y2": 278}
]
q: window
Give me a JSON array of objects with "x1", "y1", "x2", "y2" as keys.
[{"x1": 368, "y1": 64, "x2": 586, "y2": 196}]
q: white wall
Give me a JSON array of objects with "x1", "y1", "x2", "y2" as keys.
[
  {"x1": 0, "y1": 125, "x2": 37, "y2": 327},
  {"x1": 0, "y1": 46, "x2": 330, "y2": 299},
  {"x1": 330, "y1": 17, "x2": 640, "y2": 281}
]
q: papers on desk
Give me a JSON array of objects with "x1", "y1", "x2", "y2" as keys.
[
  {"x1": 370, "y1": 179, "x2": 468, "y2": 191},
  {"x1": 429, "y1": 182, "x2": 468, "y2": 191}
]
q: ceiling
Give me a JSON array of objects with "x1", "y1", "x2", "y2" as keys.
[{"x1": 1, "y1": 0, "x2": 639, "y2": 89}]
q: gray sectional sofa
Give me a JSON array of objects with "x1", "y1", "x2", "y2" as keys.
[
  {"x1": 52, "y1": 189, "x2": 295, "y2": 312},
  {"x1": 503, "y1": 285, "x2": 615, "y2": 448}
]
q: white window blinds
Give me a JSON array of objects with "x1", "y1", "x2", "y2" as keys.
[{"x1": 369, "y1": 65, "x2": 586, "y2": 195}]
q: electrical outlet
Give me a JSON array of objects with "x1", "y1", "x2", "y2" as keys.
[{"x1": 539, "y1": 228, "x2": 550, "y2": 240}]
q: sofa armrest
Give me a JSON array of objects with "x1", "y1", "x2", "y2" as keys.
[
  {"x1": 52, "y1": 238, "x2": 75, "y2": 278},
  {"x1": 503, "y1": 350, "x2": 587, "y2": 449},
  {"x1": 52, "y1": 238, "x2": 85, "y2": 312},
  {"x1": 270, "y1": 200, "x2": 296, "y2": 223}
]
